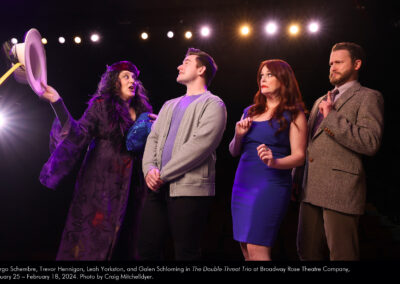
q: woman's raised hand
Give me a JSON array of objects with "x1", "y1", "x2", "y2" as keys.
[
  {"x1": 235, "y1": 117, "x2": 253, "y2": 138},
  {"x1": 39, "y1": 82, "x2": 61, "y2": 103}
]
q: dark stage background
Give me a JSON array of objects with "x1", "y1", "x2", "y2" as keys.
[{"x1": 0, "y1": 0, "x2": 399, "y2": 261}]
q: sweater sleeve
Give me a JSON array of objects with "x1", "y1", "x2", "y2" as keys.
[{"x1": 142, "y1": 103, "x2": 167, "y2": 177}]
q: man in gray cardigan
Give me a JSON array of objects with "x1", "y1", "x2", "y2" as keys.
[
  {"x1": 138, "y1": 48, "x2": 227, "y2": 260},
  {"x1": 297, "y1": 42, "x2": 384, "y2": 260}
]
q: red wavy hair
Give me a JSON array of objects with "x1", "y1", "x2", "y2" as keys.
[{"x1": 247, "y1": 59, "x2": 307, "y2": 134}]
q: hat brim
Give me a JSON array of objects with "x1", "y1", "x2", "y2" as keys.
[{"x1": 24, "y1": 29, "x2": 47, "y2": 96}]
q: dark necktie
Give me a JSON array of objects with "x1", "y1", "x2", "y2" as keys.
[{"x1": 311, "y1": 89, "x2": 339, "y2": 136}]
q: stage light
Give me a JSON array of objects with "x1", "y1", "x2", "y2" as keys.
[
  {"x1": 240, "y1": 25, "x2": 250, "y2": 36},
  {"x1": 200, "y1": 26, "x2": 211, "y2": 37},
  {"x1": 90, "y1": 33, "x2": 100, "y2": 42},
  {"x1": 11, "y1": 38, "x2": 18, "y2": 45},
  {"x1": 308, "y1": 22, "x2": 319, "y2": 33},
  {"x1": 41, "y1": 38, "x2": 48, "y2": 45},
  {"x1": 58, "y1": 37, "x2": 66, "y2": 44},
  {"x1": 74, "y1": 36, "x2": 82, "y2": 44},
  {"x1": 141, "y1": 32, "x2": 149, "y2": 40},
  {"x1": 265, "y1": 22, "x2": 278, "y2": 35},
  {"x1": 167, "y1": 31, "x2": 174, "y2": 38},
  {"x1": 289, "y1": 24, "x2": 300, "y2": 35},
  {"x1": 0, "y1": 112, "x2": 6, "y2": 130},
  {"x1": 185, "y1": 31, "x2": 192, "y2": 39}
]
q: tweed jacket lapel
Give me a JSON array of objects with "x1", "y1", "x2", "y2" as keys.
[
  {"x1": 333, "y1": 82, "x2": 361, "y2": 111},
  {"x1": 309, "y1": 82, "x2": 362, "y2": 140}
]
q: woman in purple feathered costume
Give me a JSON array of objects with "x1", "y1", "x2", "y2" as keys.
[{"x1": 39, "y1": 61, "x2": 155, "y2": 260}]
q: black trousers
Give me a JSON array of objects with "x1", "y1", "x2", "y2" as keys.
[{"x1": 137, "y1": 183, "x2": 213, "y2": 260}]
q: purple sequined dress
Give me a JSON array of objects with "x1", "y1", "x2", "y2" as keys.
[{"x1": 40, "y1": 97, "x2": 146, "y2": 260}]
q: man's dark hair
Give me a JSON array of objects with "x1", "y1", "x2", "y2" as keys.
[
  {"x1": 332, "y1": 42, "x2": 366, "y2": 64},
  {"x1": 186, "y1": 48, "x2": 218, "y2": 86}
]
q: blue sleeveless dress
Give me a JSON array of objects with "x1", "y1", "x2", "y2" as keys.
[{"x1": 231, "y1": 107, "x2": 292, "y2": 246}]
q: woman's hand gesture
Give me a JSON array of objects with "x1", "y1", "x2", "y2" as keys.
[
  {"x1": 257, "y1": 144, "x2": 275, "y2": 167},
  {"x1": 235, "y1": 117, "x2": 252, "y2": 138}
]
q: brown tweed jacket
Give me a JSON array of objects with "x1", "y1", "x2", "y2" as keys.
[{"x1": 301, "y1": 82, "x2": 384, "y2": 215}]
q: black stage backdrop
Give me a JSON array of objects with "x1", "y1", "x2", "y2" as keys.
[{"x1": 0, "y1": 0, "x2": 399, "y2": 264}]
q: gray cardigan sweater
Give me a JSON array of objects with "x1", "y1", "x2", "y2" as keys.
[{"x1": 142, "y1": 91, "x2": 227, "y2": 197}]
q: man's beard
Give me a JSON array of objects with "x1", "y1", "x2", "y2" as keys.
[{"x1": 329, "y1": 69, "x2": 353, "y2": 86}]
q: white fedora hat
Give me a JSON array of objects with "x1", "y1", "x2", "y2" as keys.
[{"x1": 10, "y1": 28, "x2": 47, "y2": 95}]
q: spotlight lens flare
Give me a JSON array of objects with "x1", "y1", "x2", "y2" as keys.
[
  {"x1": 0, "y1": 113, "x2": 6, "y2": 129},
  {"x1": 308, "y1": 22, "x2": 319, "y2": 33},
  {"x1": 59, "y1": 37, "x2": 66, "y2": 44},
  {"x1": 141, "y1": 32, "x2": 149, "y2": 40},
  {"x1": 240, "y1": 25, "x2": 250, "y2": 36},
  {"x1": 185, "y1": 31, "x2": 192, "y2": 39},
  {"x1": 167, "y1": 31, "x2": 174, "y2": 38},
  {"x1": 74, "y1": 36, "x2": 82, "y2": 44},
  {"x1": 265, "y1": 22, "x2": 278, "y2": 35},
  {"x1": 41, "y1": 38, "x2": 48, "y2": 45},
  {"x1": 11, "y1": 38, "x2": 18, "y2": 45},
  {"x1": 200, "y1": 26, "x2": 211, "y2": 37},
  {"x1": 289, "y1": 25, "x2": 300, "y2": 35},
  {"x1": 90, "y1": 34, "x2": 100, "y2": 42}
]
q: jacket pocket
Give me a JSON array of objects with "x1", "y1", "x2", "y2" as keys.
[{"x1": 331, "y1": 163, "x2": 359, "y2": 175}]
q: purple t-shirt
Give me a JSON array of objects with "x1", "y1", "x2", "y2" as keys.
[{"x1": 161, "y1": 93, "x2": 203, "y2": 169}]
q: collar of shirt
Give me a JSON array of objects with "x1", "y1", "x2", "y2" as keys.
[
  {"x1": 184, "y1": 90, "x2": 208, "y2": 97},
  {"x1": 333, "y1": 80, "x2": 358, "y2": 102}
]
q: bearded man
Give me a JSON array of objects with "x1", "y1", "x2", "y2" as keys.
[{"x1": 296, "y1": 42, "x2": 384, "y2": 260}]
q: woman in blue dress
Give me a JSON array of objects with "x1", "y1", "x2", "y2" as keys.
[{"x1": 229, "y1": 59, "x2": 307, "y2": 260}]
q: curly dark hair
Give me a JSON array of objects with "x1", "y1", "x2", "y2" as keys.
[{"x1": 91, "y1": 61, "x2": 153, "y2": 137}]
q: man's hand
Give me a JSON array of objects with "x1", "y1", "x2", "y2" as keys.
[
  {"x1": 318, "y1": 91, "x2": 334, "y2": 118},
  {"x1": 145, "y1": 168, "x2": 164, "y2": 191}
]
